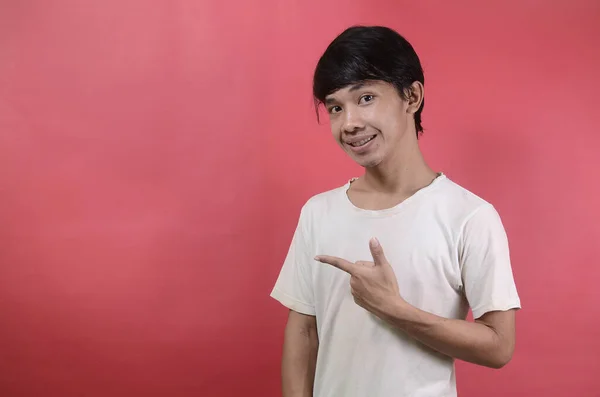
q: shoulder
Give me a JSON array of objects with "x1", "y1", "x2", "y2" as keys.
[
  {"x1": 433, "y1": 176, "x2": 509, "y2": 247},
  {"x1": 431, "y1": 175, "x2": 499, "y2": 224},
  {"x1": 284, "y1": 182, "x2": 348, "y2": 245},
  {"x1": 291, "y1": 180, "x2": 351, "y2": 236},
  {"x1": 435, "y1": 175, "x2": 490, "y2": 207},
  {"x1": 299, "y1": 181, "x2": 350, "y2": 216}
]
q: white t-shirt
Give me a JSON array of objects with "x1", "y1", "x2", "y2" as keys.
[{"x1": 270, "y1": 173, "x2": 521, "y2": 397}]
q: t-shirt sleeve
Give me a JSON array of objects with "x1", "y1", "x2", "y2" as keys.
[
  {"x1": 459, "y1": 204, "x2": 521, "y2": 319},
  {"x1": 270, "y1": 206, "x2": 316, "y2": 316}
]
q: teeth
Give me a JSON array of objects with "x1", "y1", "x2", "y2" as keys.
[{"x1": 350, "y1": 136, "x2": 375, "y2": 147}]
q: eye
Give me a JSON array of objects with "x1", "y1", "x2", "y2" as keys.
[
  {"x1": 359, "y1": 94, "x2": 374, "y2": 104},
  {"x1": 328, "y1": 105, "x2": 342, "y2": 114}
]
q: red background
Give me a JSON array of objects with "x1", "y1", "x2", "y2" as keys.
[{"x1": 1, "y1": 1, "x2": 599, "y2": 396}]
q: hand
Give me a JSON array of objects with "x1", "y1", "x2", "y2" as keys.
[{"x1": 315, "y1": 238, "x2": 404, "y2": 316}]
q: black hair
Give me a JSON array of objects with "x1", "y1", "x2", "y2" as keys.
[{"x1": 313, "y1": 26, "x2": 425, "y2": 136}]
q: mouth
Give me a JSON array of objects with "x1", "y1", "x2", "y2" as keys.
[{"x1": 346, "y1": 135, "x2": 376, "y2": 148}]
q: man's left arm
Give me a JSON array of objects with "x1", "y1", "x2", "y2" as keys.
[
  {"x1": 385, "y1": 203, "x2": 520, "y2": 368},
  {"x1": 315, "y1": 204, "x2": 521, "y2": 369},
  {"x1": 376, "y1": 297, "x2": 516, "y2": 368}
]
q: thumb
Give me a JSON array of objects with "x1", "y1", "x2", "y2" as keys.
[{"x1": 369, "y1": 237, "x2": 388, "y2": 266}]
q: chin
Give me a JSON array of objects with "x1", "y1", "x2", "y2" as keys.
[
  {"x1": 353, "y1": 155, "x2": 383, "y2": 169},
  {"x1": 345, "y1": 143, "x2": 385, "y2": 169}
]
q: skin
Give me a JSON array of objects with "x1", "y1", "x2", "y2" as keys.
[
  {"x1": 281, "y1": 310, "x2": 318, "y2": 397},
  {"x1": 281, "y1": 79, "x2": 516, "y2": 397}
]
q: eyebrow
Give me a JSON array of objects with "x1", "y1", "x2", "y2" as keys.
[
  {"x1": 349, "y1": 82, "x2": 367, "y2": 92},
  {"x1": 324, "y1": 82, "x2": 368, "y2": 105}
]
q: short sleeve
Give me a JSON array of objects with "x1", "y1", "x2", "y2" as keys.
[
  {"x1": 270, "y1": 206, "x2": 316, "y2": 316},
  {"x1": 459, "y1": 204, "x2": 521, "y2": 319}
]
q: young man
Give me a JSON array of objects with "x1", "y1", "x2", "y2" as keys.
[{"x1": 270, "y1": 26, "x2": 521, "y2": 397}]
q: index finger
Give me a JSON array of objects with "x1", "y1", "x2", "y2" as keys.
[{"x1": 314, "y1": 255, "x2": 357, "y2": 274}]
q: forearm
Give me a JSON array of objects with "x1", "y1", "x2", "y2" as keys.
[
  {"x1": 281, "y1": 314, "x2": 319, "y2": 397},
  {"x1": 378, "y1": 298, "x2": 512, "y2": 369}
]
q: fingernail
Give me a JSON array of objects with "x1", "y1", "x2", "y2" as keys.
[
  {"x1": 370, "y1": 237, "x2": 379, "y2": 247},
  {"x1": 314, "y1": 256, "x2": 321, "y2": 261}
]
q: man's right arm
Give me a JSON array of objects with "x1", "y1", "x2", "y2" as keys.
[{"x1": 282, "y1": 310, "x2": 319, "y2": 397}]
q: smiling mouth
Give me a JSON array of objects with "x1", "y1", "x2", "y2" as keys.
[{"x1": 347, "y1": 135, "x2": 376, "y2": 147}]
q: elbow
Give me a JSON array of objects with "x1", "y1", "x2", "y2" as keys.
[
  {"x1": 486, "y1": 346, "x2": 514, "y2": 369},
  {"x1": 474, "y1": 310, "x2": 517, "y2": 369},
  {"x1": 488, "y1": 355, "x2": 511, "y2": 369}
]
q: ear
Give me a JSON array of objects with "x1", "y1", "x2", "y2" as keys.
[{"x1": 405, "y1": 81, "x2": 424, "y2": 115}]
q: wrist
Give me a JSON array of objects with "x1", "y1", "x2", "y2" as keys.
[{"x1": 379, "y1": 295, "x2": 412, "y2": 328}]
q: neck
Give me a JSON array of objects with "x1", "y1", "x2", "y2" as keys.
[{"x1": 363, "y1": 138, "x2": 437, "y2": 195}]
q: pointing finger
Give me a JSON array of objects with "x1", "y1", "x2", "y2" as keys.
[{"x1": 315, "y1": 255, "x2": 357, "y2": 274}]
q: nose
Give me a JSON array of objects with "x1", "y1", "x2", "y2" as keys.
[{"x1": 341, "y1": 108, "x2": 364, "y2": 134}]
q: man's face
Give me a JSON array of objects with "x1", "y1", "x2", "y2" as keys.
[{"x1": 324, "y1": 80, "x2": 416, "y2": 169}]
